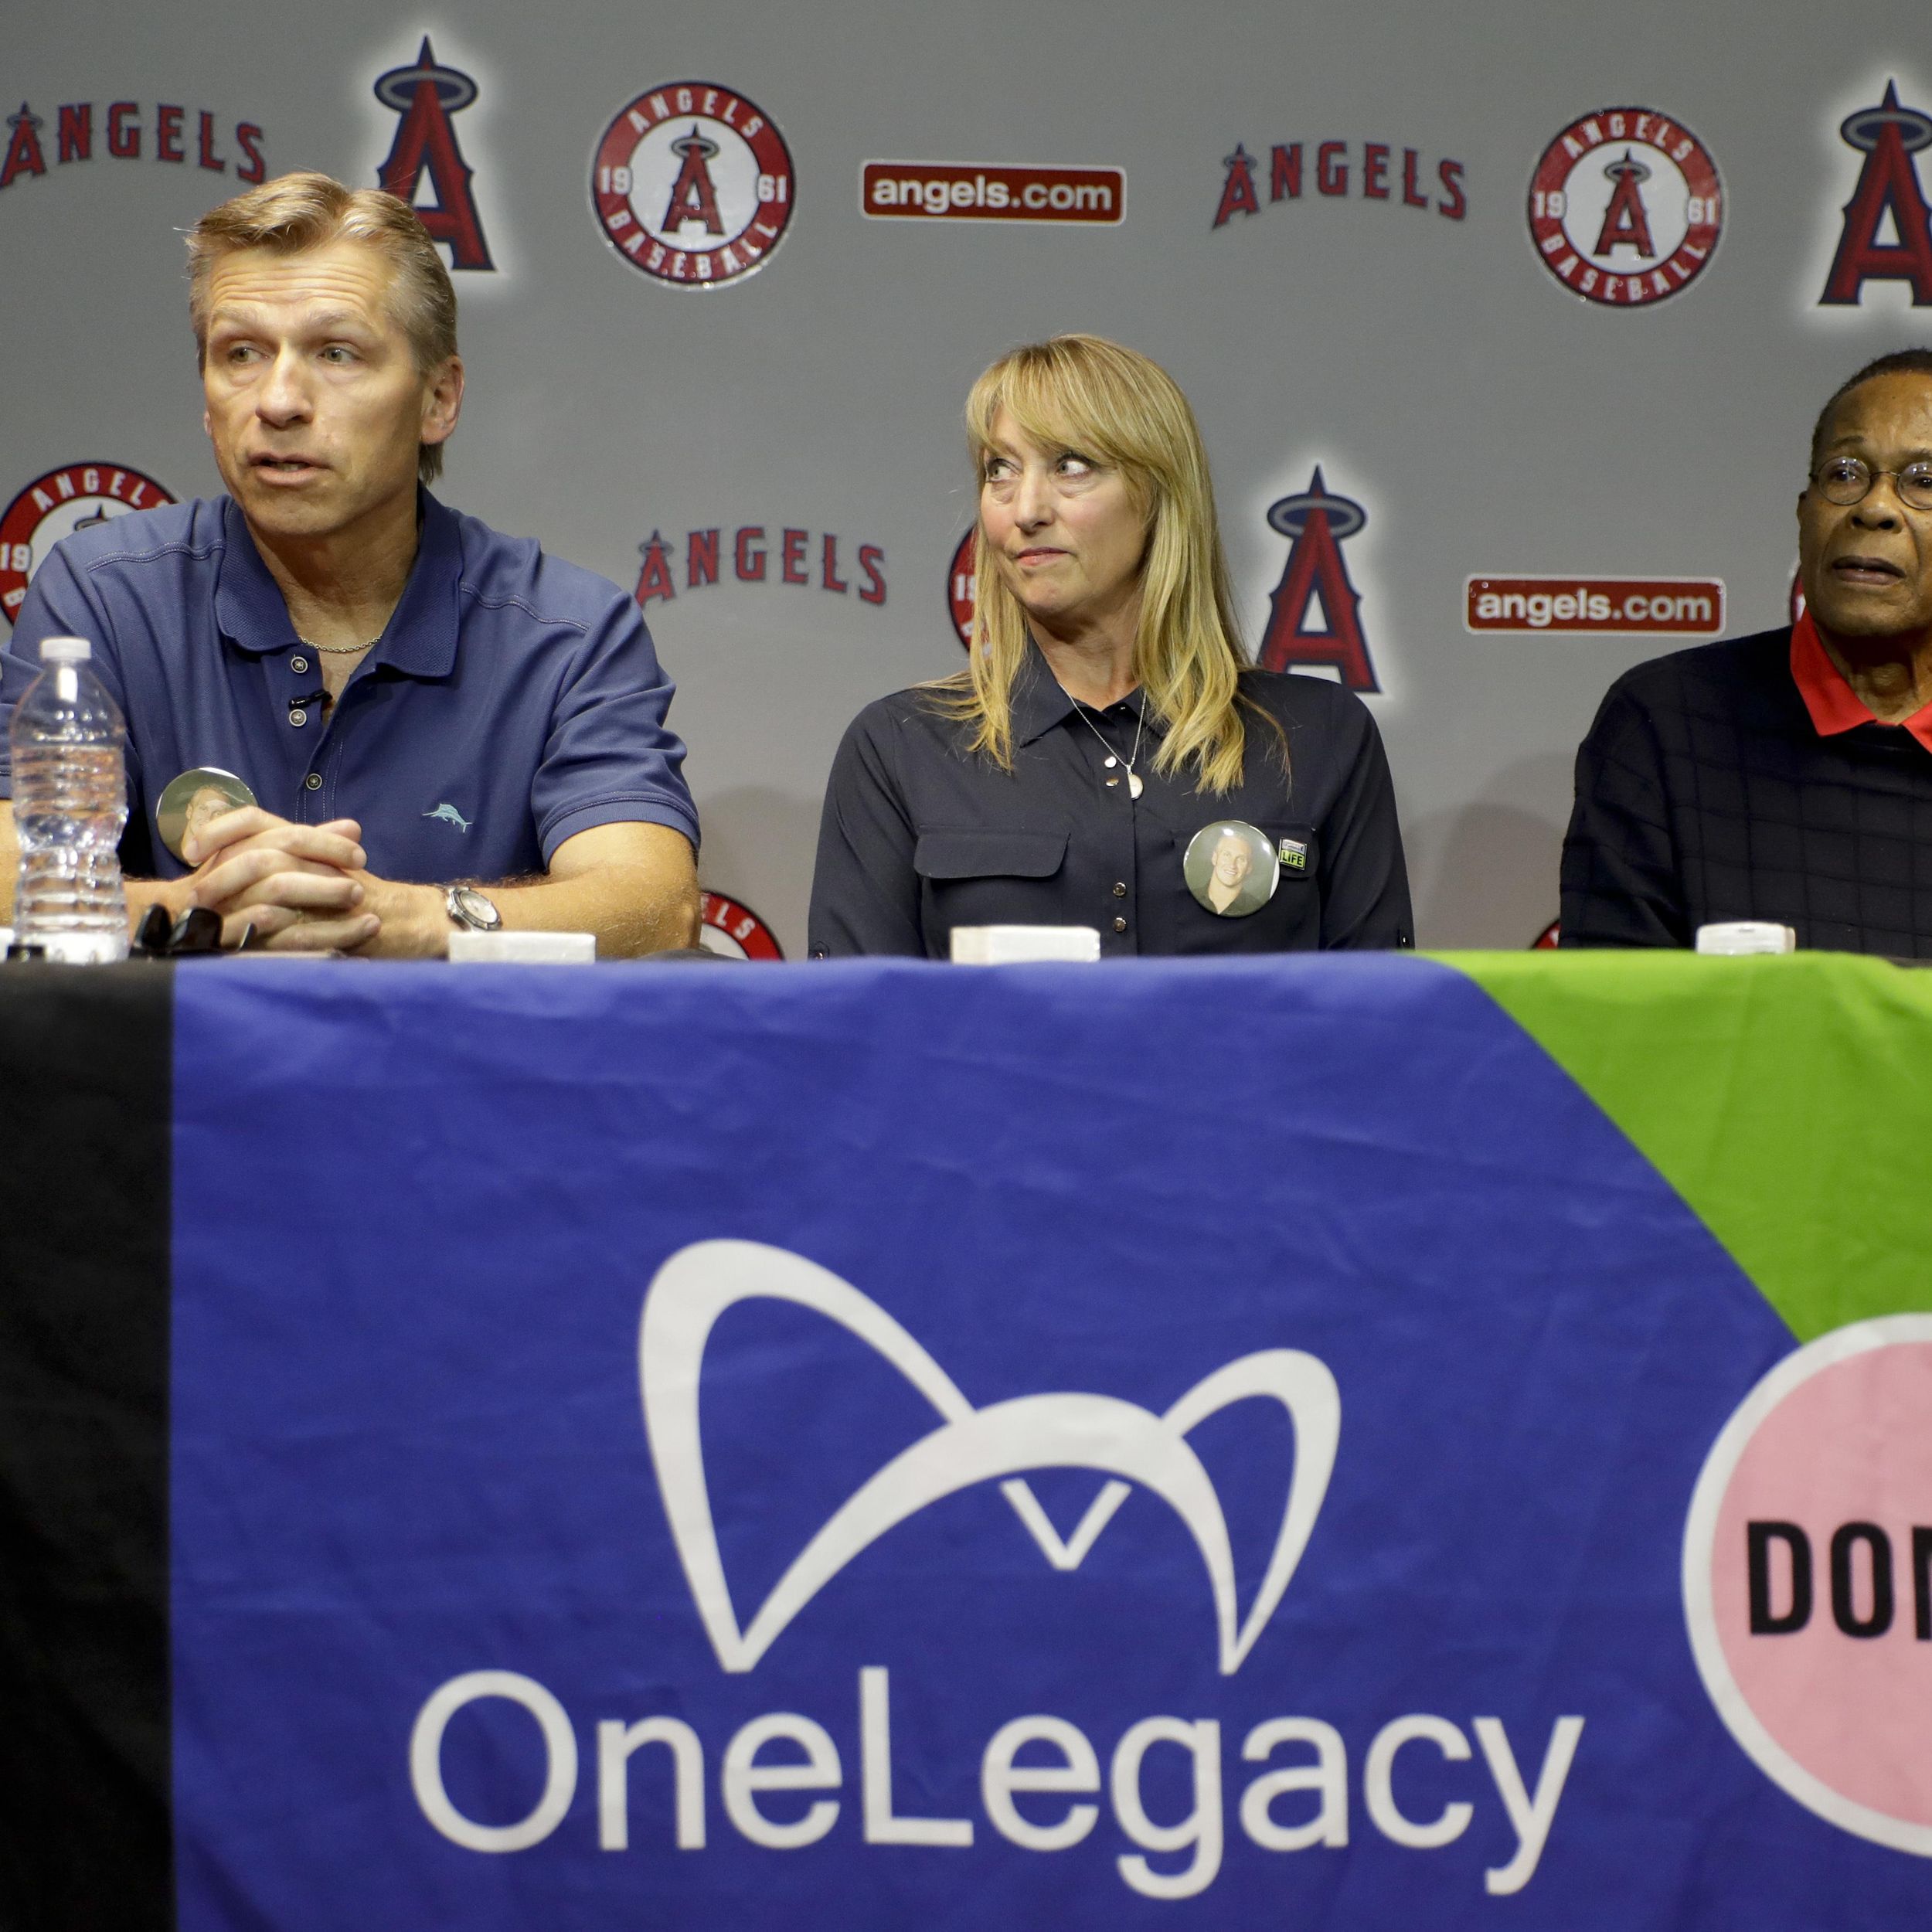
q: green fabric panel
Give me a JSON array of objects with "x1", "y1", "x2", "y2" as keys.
[{"x1": 1440, "y1": 951, "x2": 1932, "y2": 1342}]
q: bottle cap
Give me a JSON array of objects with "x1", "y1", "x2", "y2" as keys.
[{"x1": 39, "y1": 636, "x2": 91, "y2": 664}]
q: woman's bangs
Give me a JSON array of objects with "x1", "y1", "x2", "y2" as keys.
[{"x1": 977, "y1": 359, "x2": 1136, "y2": 471}]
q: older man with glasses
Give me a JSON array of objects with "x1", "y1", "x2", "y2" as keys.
[{"x1": 1561, "y1": 349, "x2": 1932, "y2": 954}]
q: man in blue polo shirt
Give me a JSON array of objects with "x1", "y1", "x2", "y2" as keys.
[{"x1": 0, "y1": 172, "x2": 699, "y2": 956}]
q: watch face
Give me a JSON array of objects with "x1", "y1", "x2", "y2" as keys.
[{"x1": 451, "y1": 887, "x2": 502, "y2": 930}]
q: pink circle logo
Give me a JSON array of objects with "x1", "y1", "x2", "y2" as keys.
[{"x1": 1683, "y1": 1316, "x2": 1932, "y2": 1854}]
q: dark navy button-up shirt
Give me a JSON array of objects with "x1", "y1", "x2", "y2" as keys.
[
  {"x1": 0, "y1": 492, "x2": 698, "y2": 884},
  {"x1": 808, "y1": 645, "x2": 1413, "y2": 957}
]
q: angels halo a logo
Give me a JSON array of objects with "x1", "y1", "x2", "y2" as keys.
[
  {"x1": 1259, "y1": 468, "x2": 1378, "y2": 691},
  {"x1": 1529, "y1": 107, "x2": 1723, "y2": 307},
  {"x1": 372, "y1": 36, "x2": 492, "y2": 272},
  {"x1": 591, "y1": 82, "x2": 794, "y2": 287},
  {"x1": 1819, "y1": 80, "x2": 1932, "y2": 308},
  {"x1": 1, "y1": 462, "x2": 175, "y2": 624}
]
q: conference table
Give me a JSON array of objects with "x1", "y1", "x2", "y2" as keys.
[{"x1": 3, "y1": 949, "x2": 1929, "y2": 1930}]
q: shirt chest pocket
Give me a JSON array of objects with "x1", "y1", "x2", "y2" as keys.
[{"x1": 913, "y1": 828, "x2": 1071, "y2": 934}]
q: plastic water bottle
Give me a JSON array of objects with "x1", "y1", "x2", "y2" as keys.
[{"x1": 10, "y1": 636, "x2": 129, "y2": 962}]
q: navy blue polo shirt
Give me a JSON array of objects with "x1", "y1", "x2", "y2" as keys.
[{"x1": 0, "y1": 492, "x2": 698, "y2": 883}]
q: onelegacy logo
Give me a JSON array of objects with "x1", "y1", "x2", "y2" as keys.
[
  {"x1": 407, "y1": 1239, "x2": 1587, "y2": 1897},
  {"x1": 641, "y1": 1240, "x2": 1340, "y2": 1673}
]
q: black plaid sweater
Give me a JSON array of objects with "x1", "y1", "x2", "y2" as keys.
[{"x1": 1560, "y1": 626, "x2": 1932, "y2": 954}]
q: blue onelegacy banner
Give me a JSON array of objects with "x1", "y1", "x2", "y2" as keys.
[{"x1": 168, "y1": 957, "x2": 1930, "y2": 1928}]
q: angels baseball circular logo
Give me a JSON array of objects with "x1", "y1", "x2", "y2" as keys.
[
  {"x1": 947, "y1": 529, "x2": 977, "y2": 648},
  {"x1": 591, "y1": 82, "x2": 794, "y2": 288},
  {"x1": 699, "y1": 890, "x2": 784, "y2": 961},
  {"x1": 1528, "y1": 107, "x2": 1723, "y2": 306},
  {"x1": 1, "y1": 463, "x2": 175, "y2": 626}
]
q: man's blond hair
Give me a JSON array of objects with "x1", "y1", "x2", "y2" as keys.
[{"x1": 186, "y1": 171, "x2": 459, "y2": 484}]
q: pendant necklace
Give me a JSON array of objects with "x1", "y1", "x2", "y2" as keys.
[{"x1": 1069, "y1": 692, "x2": 1148, "y2": 798}]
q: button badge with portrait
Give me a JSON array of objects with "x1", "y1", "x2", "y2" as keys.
[
  {"x1": 156, "y1": 767, "x2": 258, "y2": 863},
  {"x1": 1183, "y1": 819, "x2": 1280, "y2": 917}
]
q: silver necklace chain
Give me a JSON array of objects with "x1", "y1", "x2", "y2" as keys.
[
  {"x1": 298, "y1": 634, "x2": 379, "y2": 656},
  {"x1": 1066, "y1": 689, "x2": 1148, "y2": 798}
]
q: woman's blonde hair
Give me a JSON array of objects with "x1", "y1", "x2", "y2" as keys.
[{"x1": 937, "y1": 334, "x2": 1267, "y2": 794}]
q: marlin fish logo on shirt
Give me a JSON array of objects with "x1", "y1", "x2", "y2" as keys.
[{"x1": 423, "y1": 802, "x2": 471, "y2": 832}]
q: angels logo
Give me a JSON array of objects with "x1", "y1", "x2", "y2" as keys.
[
  {"x1": 699, "y1": 891, "x2": 784, "y2": 961},
  {"x1": 0, "y1": 99, "x2": 264, "y2": 192},
  {"x1": 591, "y1": 83, "x2": 794, "y2": 287},
  {"x1": 633, "y1": 525, "x2": 883, "y2": 605},
  {"x1": 1529, "y1": 107, "x2": 1723, "y2": 307},
  {"x1": 1258, "y1": 469, "x2": 1378, "y2": 692},
  {"x1": 947, "y1": 529, "x2": 977, "y2": 647},
  {"x1": 0, "y1": 464, "x2": 175, "y2": 626},
  {"x1": 373, "y1": 37, "x2": 492, "y2": 271},
  {"x1": 1820, "y1": 82, "x2": 1932, "y2": 308},
  {"x1": 1213, "y1": 135, "x2": 1466, "y2": 228}
]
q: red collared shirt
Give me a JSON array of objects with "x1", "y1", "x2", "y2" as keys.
[{"x1": 1789, "y1": 607, "x2": 1932, "y2": 754}]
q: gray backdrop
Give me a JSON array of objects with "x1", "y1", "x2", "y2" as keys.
[{"x1": 5, "y1": 1, "x2": 1930, "y2": 953}]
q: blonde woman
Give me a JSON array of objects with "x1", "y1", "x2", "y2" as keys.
[{"x1": 808, "y1": 335, "x2": 1411, "y2": 957}]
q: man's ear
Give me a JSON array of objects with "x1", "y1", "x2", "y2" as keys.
[{"x1": 421, "y1": 355, "x2": 465, "y2": 448}]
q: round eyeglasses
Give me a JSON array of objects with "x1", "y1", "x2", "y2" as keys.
[{"x1": 1811, "y1": 455, "x2": 1932, "y2": 511}]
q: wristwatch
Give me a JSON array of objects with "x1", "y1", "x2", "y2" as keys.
[{"x1": 444, "y1": 885, "x2": 502, "y2": 933}]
